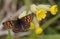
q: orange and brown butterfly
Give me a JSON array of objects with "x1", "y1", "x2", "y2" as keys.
[{"x1": 3, "y1": 13, "x2": 34, "y2": 33}]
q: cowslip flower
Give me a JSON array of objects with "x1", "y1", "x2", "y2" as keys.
[
  {"x1": 31, "y1": 4, "x2": 51, "y2": 12},
  {"x1": 36, "y1": 9, "x2": 47, "y2": 21},
  {"x1": 49, "y1": 5, "x2": 58, "y2": 15},
  {"x1": 37, "y1": 4, "x2": 51, "y2": 11},
  {"x1": 35, "y1": 27, "x2": 43, "y2": 35},
  {"x1": 30, "y1": 4, "x2": 37, "y2": 13},
  {"x1": 29, "y1": 22, "x2": 43, "y2": 35},
  {"x1": 29, "y1": 22, "x2": 35, "y2": 30}
]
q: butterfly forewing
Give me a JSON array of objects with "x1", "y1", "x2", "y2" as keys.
[{"x1": 19, "y1": 13, "x2": 34, "y2": 31}]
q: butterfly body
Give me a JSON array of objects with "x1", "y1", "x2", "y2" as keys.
[{"x1": 3, "y1": 13, "x2": 34, "y2": 33}]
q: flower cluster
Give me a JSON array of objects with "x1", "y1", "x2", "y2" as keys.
[
  {"x1": 30, "y1": 4, "x2": 58, "y2": 35},
  {"x1": 31, "y1": 4, "x2": 58, "y2": 21}
]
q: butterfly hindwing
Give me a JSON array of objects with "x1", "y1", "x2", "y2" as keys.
[{"x1": 3, "y1": 20, "x2": 16, "y2": 29}]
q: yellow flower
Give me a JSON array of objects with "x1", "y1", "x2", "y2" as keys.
[
  {"x1": 35, "y1": 27, "x2": 43, "y2": 35},
  {"x1": 36, "y1": 9, "x2": 47, "y2": 21},
  {"x1": 29, "y1": 22, "x2": 35, "y2": 29},
  {"x1": 49, "y1": 5, "x2": 58, "y2": 15}
]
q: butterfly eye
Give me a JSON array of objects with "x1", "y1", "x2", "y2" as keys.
[{"x1": 3, "y1": 22, "x2": 7, "y2": 27}]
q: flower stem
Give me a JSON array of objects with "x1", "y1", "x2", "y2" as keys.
[
  {"x1": 6, "y1": 29, "x2": 13, "y2": 39},
  {"x1": 41, "y1": 14, "x2": 60, "y2": 29},
  {"x1": 32, "y1": 16, "x2": 40, "y2": 28}
]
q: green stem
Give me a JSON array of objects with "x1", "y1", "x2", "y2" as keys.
[
  {"x1": 29, "y1": 30, "x2": 37, "y2": 39},
  {"x1": 41, "y1": 14, "x2": 60, "y2": 30},
  {"x1": 6, "y1": 29, "x2": 13, "y2": 39},
  {"x1": 28, "y1": 16, "x2": 39, "y2": 39},
  {"x1": 32, "y1": 16, "x2": 40, "y2": 28},
  {"x1": 24, "y1": 0, "x2": 31, "y2": 14}
]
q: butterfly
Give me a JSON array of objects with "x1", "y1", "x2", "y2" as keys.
[{"x1": 3, "y1": 13, "x2": 34, "y2": 33}]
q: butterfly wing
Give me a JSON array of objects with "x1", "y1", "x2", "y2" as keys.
[
  {"x1": 19, "y1": 13, "x2": 34, "y2": 31},
  {"x1": 12, "y1": 13, "x2": 34, "y2": 32},
  {"x1": 13, "y1": 26, "x2": 22, "y2": 33},
  {"x1": 3, "y1": 20, "x2": 16, "y2": 29},
  {"x1": 3, "y1": 20, "x2": 23, "y2": 33},
  {"x1": 12, "y1": 19, "x2": 23, "y2": 33}
]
